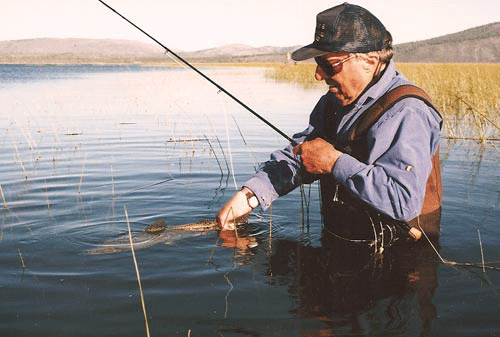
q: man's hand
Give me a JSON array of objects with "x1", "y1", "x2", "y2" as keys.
[
  {"x1": 216, "y1": 188, "x2": 254, "y2": 230},
  {"x1": 293, "y1": 138, "x2": 342, "y2": 174}
]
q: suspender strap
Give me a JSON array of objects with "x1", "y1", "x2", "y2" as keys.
[
  {"x1": 347, "y1": 85, "x2": 439, "y2": 143},
  {"x1": 321, "y1": 84, "x2": 442, "y2": 242}
]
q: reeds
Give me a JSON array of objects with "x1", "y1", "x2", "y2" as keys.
[
  {"x1": 267, "y1": 63, "x2": 500, "y2": 141},
  {"x1": 78, "y1": 154, "x2": 87, "y2": 195},
  {"x1": 397, "y1": 63, "x2": 500, "y2": 141},
  {"x1": 17, "y1": 248, "x2": 27, "y2": 268},
  {"x1": 265, "y1": 63, "x2": 323, "y2": 89},
  {"x1": 124, "y1": 206, "x2": 150, "y2": 337},
  {"x1": 0, "y1": 184, "x2": 7, "y2": 209}
]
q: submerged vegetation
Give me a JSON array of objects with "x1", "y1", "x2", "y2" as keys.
[{"x1": 267, "y1": 63, "x2": 500, "y2": 141}]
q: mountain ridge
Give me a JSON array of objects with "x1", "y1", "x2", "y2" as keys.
[
  {"x1": 1, "y1": 22, "x2": 499, "y2": 64},
  {"x1": 394, "y1": 22, "x2": 500, "y2": 62}
]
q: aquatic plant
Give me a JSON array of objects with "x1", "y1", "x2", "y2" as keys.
[
  {"x1": 397, "y1": 63, "x2": 500, "y2": 141},
  {"x1": 265, "y1": 63, "x2": 323, "y2": 89},
  {"x1": 124, "y1": 207, "x2": 150, "y2": 337},
  {"x1": 0, "y1": 184, "x2": 7, "y2": 209}
]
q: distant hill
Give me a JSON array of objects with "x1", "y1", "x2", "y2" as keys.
[
  {"x1": 1, "y1": 22, "x2": 499, "y2": 64},
  {"x1": 0, "y1": 38, "x2": 164, "y2": 64},
  {"x1": 0, "y1": 38, "x2": 298, "y2": 64},
  {"x1": 394, "y1": 22, "x2": 500, "y2": 63},
  {"x1": 179, "y1": 44, "x2": 299, "y2": 63}
]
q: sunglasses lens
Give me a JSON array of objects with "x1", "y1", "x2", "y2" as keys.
[{"x1": 314, "y1": 57, "x2": 334, "y2": 77}]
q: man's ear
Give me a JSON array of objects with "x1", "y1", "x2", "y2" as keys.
[{"x1": 363, "y1": 54, "x2": 380, "y2": 72}]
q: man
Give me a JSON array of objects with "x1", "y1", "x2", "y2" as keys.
[{"x1": 217, "y1": 3, "x2": 442, "y2": 246}]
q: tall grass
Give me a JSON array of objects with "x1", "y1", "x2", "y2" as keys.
[
  {"x1": 267, "y1": 63, "x2": 500, "y2": 140},
  {"x1": 398, "y1": 63, "x2": 500, "y2": 140},
  {"x1": 265, "y1": 63, "x2": 322, "y2": 89}
]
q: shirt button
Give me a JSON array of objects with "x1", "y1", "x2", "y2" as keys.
[{"x1": 405, "y1": 165, "x2": 413, "y2": 172}]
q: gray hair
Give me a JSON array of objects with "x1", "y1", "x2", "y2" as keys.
[{"x1": 354, "y1": 31, "x2": 393, "y2": 64}]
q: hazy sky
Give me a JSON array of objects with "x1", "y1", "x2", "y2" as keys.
[{"x1": 2, "y1": 0, "x2": 499, "y2": 51}]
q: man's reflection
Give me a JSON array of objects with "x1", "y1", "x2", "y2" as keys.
[{"x1": 265, "y1": 222, "x2": 440, "y2": 336}]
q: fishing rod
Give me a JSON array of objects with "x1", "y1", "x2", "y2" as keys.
[{"x1": 98, "y1": 0, "x2": 297, "y2": 146}]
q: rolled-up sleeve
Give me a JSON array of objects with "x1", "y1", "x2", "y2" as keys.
[
  {"x1": 244, "y1": 136, "x2": 315, "y2": 211},
  {"x1": 244, "y1": 147, "x2": 299, "y2": 210},
  {"x1": 243, "y1": 94, "x2": 330, "y2": 210}
]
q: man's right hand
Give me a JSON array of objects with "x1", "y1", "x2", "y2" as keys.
[{"x1": 216, "y1": 187, "x2": 255, "y2": 230}]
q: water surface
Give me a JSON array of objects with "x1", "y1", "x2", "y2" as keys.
[{"x1": 1, "y1": 65, "x2": 499, "y2": 336}]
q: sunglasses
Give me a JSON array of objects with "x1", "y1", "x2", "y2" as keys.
[{"x1": 314, "y1": 54, "x2": 356, "y2": 77}]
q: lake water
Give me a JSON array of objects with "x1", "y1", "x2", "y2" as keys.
[{"x1": 1, "y1": 64, "x2": 499, "y2": 337}]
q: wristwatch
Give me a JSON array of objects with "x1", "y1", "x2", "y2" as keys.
[{"x1": 242, "y1": 188, "x2": 259, "y2": 209}]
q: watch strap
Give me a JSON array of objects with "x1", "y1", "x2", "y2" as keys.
[{"x1": 242, "y1": 188, "x2": 258, "y2": 209}]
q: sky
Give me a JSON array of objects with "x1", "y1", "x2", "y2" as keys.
[{"x1": 2, "y1": 0, "x2": 499, "y2": 51}]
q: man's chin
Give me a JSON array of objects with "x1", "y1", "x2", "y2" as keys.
[{"x1": 329, "y1": 88, "x2": 352, "y2": 106}]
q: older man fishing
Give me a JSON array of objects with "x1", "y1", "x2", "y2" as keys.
[{"x1": 217, "y1": 3, "x2": 442, "y2": 249}]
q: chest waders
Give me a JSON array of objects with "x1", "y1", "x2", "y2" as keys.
[{"x1": 321, "y1": 85, "x2": 442, "y2": 248}]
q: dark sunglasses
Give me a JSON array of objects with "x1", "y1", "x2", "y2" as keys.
[{"x1": 314, "y1": 54, "x2": 355, "y2": 77}]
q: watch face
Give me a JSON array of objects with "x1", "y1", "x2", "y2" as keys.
[{"x1": 249, "y1": 196, "x2": 259, "y2": 208}]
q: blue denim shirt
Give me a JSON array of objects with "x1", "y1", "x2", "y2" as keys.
[{"x1": 244, "y1": 60, "x2": 442, "y2": 222}]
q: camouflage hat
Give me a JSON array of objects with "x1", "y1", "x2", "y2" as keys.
[{"x1": 292, "y1": 3, "x2": 391, "y2": 61}]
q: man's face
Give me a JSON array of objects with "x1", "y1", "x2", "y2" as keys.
[{"x1": 315, "y1": 53, "x2": 373, "y2": 107}]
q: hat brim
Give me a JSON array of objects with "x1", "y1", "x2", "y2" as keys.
[{"x1": 291, "y1": 44, "x2": 330, "y2": 61}]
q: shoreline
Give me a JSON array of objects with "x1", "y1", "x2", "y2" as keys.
[
  {"x1": 1, "y1": 57, "x2": 497, "y2": 67},
  {"x1": 0, "y1": 59, "x2": 281, "y2": 67}
]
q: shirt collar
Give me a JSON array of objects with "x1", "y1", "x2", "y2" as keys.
[{"x1": 353, "y1": 60, "x2": 397, "y2": 108}]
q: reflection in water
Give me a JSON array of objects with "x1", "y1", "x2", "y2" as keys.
[{"x1": 265, "y1": 227, "x2": 440, "y2": 336}]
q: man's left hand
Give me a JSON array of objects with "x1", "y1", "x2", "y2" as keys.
[{"x1": 293, "y1": 138, "x2": 342, "y2": 174}]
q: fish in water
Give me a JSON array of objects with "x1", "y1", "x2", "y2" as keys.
[{"x1": 85, "y1": 219, "x2": 220, "y2": 255}]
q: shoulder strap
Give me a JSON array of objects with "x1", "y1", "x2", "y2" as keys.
[{"x1": 347, "y1": 84, "x2": 438, "y2": 142}]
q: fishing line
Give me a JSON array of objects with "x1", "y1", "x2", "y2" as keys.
[
  {"x1": 98, "y1": 0, "x2": 297, "y2": 146},
  {"x1": 232, "y1": 115, "x2": 259, "y2": 172}
]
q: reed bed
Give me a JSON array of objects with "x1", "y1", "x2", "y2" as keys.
[
  {"x1": 265, "y1": 63, "x2": 322, "y2": 89},
  {"x1": 267, "y1": 63, "x2": 500, "y2": 141},
  {"x1": 398, "y1": 63, "x2": 500, "y2": 140}
]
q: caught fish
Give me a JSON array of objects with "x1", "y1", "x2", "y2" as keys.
[{"x1": 85, "y1": 219, "x2": 219, "y2": 255}]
